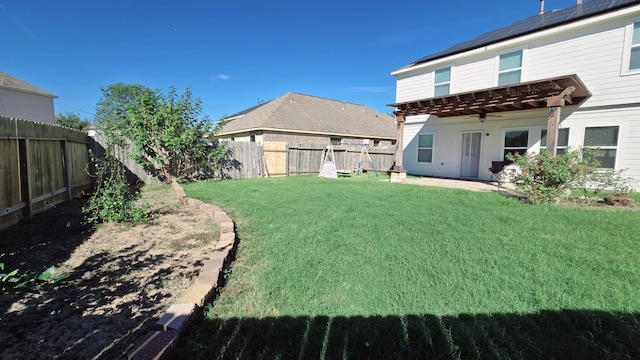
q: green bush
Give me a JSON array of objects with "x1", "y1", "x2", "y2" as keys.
[
  {"x1": 84, "y1": 139, "x2": 148, "y2": 224},
  {"x1": 508, "y1": 147, "x2": 632, "y2": 204}
]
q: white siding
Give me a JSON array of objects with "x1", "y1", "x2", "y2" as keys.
[
  {"x1": 395, "y1": 72, "x2": 431, "y2": 103},
  {"x1": 0, "y1": 88, "x2": 55, "y2": 124},
  {"x1": 394, "y1": 6, "x2": 640, "y2": 189}
]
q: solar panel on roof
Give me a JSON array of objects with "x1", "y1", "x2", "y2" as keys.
[{"x1": 413, "y1": 0, "x2": 640, "y2": 65}]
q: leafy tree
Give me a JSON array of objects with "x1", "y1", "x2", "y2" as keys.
[
  {"x1": 55, "y1": 111, "x2": 91, "y2": 131},
  {"x1": 126, "y1": 86, "x2": 226, "y2": 181},
  {"x1": 94, "y1": 83, "x2": 154, "y2": 131},
  {"x1": 84, "y1": 83, "x2": 153, "y2": 224}
]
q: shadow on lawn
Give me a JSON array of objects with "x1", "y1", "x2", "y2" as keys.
[{"x1": 175, "y1": 310, "x2": 640, "y2": 359}]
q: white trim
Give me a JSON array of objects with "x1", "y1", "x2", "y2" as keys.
[
  {"x1": 391, "y1": 4, "x2": 640, "y2": 76},
  {"x1": 417, "y1": 133, "x2": 435, "y2": 163},
  {"x1": 583, "y1": 125, "x2": 621, "y2": 169},
  {"x1": 621, "y1": 18, "x2": 640, "y2": 76},
  {"x1": 217, "y1": 127, "x2": 396, "y2": 140},
  {"x1": 495, "y1": 48, "x2": 526, "y2": 86},
  {"x1": 433, "y1": 66, "x2": 452, "y2": 96},
  {"x1": 502, "y1": 127, "x2": 532, "y2": 161}
]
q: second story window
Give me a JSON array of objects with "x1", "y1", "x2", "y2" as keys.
[
  {"x1": 630, "y1": 22, "x2": 640, "y2": 71},
  {"x1": 434, "y1": 67, "x2": 451, "y2": 96},
  {"x1": 498, "y1": 50, "x2": 523, "y2": 86}
]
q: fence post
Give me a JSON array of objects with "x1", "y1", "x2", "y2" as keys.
[
  {"x1": 18, "y1": 139, "x2": 32, "y2": 218},
  {"x1": 61, "y1": 140, "x2": 72, "y2": 201}
]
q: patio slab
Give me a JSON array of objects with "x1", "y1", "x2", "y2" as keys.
[{"x1": 400, "y1": 176, "x2": 516, "y2": 193}]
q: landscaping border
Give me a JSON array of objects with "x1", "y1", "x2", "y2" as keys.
[{"x1": 127, "y1": 181, "x2": 237, "y2": 360}]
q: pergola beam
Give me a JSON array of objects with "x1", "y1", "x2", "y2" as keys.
[
  {"x1": 389, "y1": 75, "x2": 590, "y2": 118},
  {"x1": 545, "y1": 85, "x2": 577, "y2": 156}
]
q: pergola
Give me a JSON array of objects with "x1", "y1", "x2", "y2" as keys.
[{"x1": 387, "y1": 74, "x2": 591, "y2": 173}]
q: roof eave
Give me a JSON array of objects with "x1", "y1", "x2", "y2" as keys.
[
  {"x1": 217, "y1": 127, "x2": 396, "y2": 140},
  {"x1": 0, "y1": 85, "x2": 58, "y2": 98}
]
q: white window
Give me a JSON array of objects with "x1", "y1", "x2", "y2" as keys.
[
  {"x1": 498, "y1": 50, "x2": 523, "y2": 86},
  {"x1": 503, "y1": 130, "x2": 528, "y2": 162},
  {"x1": 630, "y1": 22, "x2": 640, "y2": 70},
  {"x1": 541, "y1": 128, "x2": 569, "y2": 155},
  {"x1": 417, "y1": 134, "x2": 434, "y2": 163},
  {"x1": 434, "y1": 67, "x2": 451, "y2": 96},
  {"x1": 584, "y1": 126, "x2": 619, "y2": 169},
  {"x1": 623, "y1": 21, "x2": 640, "y2": 74}
]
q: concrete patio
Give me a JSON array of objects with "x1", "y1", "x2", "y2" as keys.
[{"x1": 400, "y1": 176, "x2": 517, "y2": 193}]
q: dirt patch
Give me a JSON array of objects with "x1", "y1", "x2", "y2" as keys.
[{"x1": 0, "y1": 184, "x2": 218, "y2": 359}]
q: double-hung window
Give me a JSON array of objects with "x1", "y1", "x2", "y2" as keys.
[
  {"x1": 630, "y1": 22, "x2": 640, "y2": 71},
  {"x1": 503, "y1": 130, "x2": 528, "y2": 162},
  {"x1": 498, "y1": 50, "x2": 523, "y2": 86},
  {"x1": 584, "y1": 126, "x2": 619, "y2": 168},
  {"x1": 418, "y1": 134, "x2": 434, "y2": 163},
  {"x1": 540, "y1": 128, "x2": 569, "y2": 155},
  {"x1": 434, "y1": 67, "x2": 451, "y2": 96}
]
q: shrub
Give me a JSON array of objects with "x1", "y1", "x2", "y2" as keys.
[
  {"x1": 84, "y1": 131, "x2": 148, "y2": 224},
  {"x1": 508, "y1": 147, "x2": 632, "y2": 204}
]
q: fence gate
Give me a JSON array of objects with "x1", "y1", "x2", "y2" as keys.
[{"x1": 262, "y1": 141, "x2": 288, "y2": 177}]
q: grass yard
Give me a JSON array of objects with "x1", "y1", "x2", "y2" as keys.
[{"x1": 177, "y1": 175, "x2": 640, "y2": 359}]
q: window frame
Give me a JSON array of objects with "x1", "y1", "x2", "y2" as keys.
[
  {"x1": 502, "y1": 128, "x2": 530, "y2": 163},
  {"x1": 497, "y1": 49, "x2": 524, "y2": 86},
  {"x1": 417, "y1": 133, "x2": 435, "y2": 163},
  {"x1": 433, "y1": 67, "x2": 451, "y2": 97},
  {"x1": 583, "y1": 126, "x2": 620, "y2": 169},
  {"x1": 622, "y1": 20, "x2": 640, "y2": 75},
  {"x1": 540, "y1": 128, "x2": 570, "y2": 155}
]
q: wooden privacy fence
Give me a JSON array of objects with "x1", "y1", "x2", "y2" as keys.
[
  {"x1": 89, "y1": 134, "x2": 152, "y2": 185},
  {"x1": 0, "y1": 117, "x2": 91, "y2": 230},
  {"x1": 287, "y1": 143, "x2": 396, "y2": 175},
  {"x1": 185, "y1": 141, "x2": 396, "y2": 180}
]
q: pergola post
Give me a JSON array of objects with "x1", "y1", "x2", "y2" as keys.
[
  {"x1": 545, "y1": 86, "x2": 576, "y2": 156},
  {"x1": 390, "y1": 113, "x2": 407, "y2": 182}
]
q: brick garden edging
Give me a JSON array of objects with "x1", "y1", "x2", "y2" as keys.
[{"x1": 127, "y1": 181, "x2": 237, "y2": 360}]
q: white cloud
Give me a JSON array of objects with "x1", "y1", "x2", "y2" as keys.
[{"x1": 216, "y1": 73, "x2": 230, "y2": 80}]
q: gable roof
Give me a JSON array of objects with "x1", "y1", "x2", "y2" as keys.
[
  {"x1": 408, "y1": 0, "x2": 640, "y2": 67},
  {"x1": 0, "y1": 71, "x2": 58, "y2": 98},
  {"x1": 218, "y1": 92, "x2": 396, "y2": 139}
]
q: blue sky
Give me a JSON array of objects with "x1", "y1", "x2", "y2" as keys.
[{"x1": 1, "y1": 0, "x2": 582, "y2": 121}]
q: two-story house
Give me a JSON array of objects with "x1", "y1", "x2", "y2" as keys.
[
  {"x1": 0, "y1": 71, "x2": 57, "y2": 124},
  {"x1": 389, "y1": 0, "x2": 640, "y2": 190}
]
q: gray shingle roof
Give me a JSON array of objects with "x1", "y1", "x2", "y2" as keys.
[
  {"x1": 218, "y1": 92, "x2": 396, "y2": 139},
  {"x1": 410, "y1": 0, "x2": 640, "y2": 67},
  {"x1": 0, "y1": 71, "x2": 57, "y2": 98}
]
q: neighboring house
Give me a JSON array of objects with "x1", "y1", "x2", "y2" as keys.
[
  {"x1": 389, "y1": 0, "x2": 640, "y2": 190},
  {"x1": 218, "y1": 92, "x2": 397, "y2": 146},
  {"x1": 0, "y1": 71, "x2": 57, "y2": 124}
]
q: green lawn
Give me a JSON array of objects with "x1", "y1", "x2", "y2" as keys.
[{"x1": 177, "y1": 175, "x2": 640, "y2": 359}]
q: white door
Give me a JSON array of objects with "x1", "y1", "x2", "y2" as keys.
[{"x1": 460, "y1": 132, "x2": 481, "y2": 178}]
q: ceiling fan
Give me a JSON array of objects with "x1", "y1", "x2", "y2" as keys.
[{"x1": 465, "y1": 111, "x2": 502, "y2": 122}]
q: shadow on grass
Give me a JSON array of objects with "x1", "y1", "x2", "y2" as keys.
[{"x1": 175, "y1": 310, "x2": 640, "y2": 359}]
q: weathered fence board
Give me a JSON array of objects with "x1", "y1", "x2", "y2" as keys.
[
  {"x1": 0, "y1": 117, "x2": 91, "y2": 230},
  {"x1": 89, "y1": 135, "x2": 152, "y2": 185},
  {"x1": 217, "y1": 141, "x2": 395, "y2": 179},
  {"x1": 224, "y1": 141, "x2": 263, "y2": 179},
  {"x1": 288, "y1": 143, "x2": 395, "y2": 175},
  {"x1": 288, "y1": 144, "x2": 325, "y2": 175}
]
